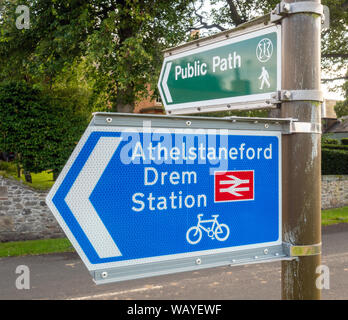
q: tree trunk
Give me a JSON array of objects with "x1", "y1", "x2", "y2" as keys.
[
  {"x1": 116, "y1": 103, "x2": 134, "y2": 113},
  {"x1": 14, "y1": 153, "x2": 21, "y2": 178},
  {"x1": 16, "y1": 163, "x2": 21, "y2": 178},
  {"x1": 53, "y1": 170, "x2": 59, "y2": 181},
  {"x1": 114, "y1": 85, "x2": 135, "y2": 113},
  {"x1": 24, "y1": 170, "x2": 32, "y2": 183}
]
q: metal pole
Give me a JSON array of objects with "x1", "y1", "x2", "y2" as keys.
[{"x1": 281, "y1": 0, "x2": 322, "y2": 299}]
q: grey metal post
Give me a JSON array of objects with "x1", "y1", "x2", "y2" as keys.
[{"x1": 280, "y1": 0, "x2": 322, "y2": 299}]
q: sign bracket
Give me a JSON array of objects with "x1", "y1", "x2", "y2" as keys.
[
  {"x1": 270, "y1": 1, "x2": 324, "y2": 23},
  {"x1": 93, "y1": 112, "x2": 321, "y2": 135},
  {"x1": 271, "y1": 2, "x2": 330, "y2": 30},
  {"x1": 92, "y1": 244, "x2": 296, "y2": 284},
  {"x1": 288, "y1": 121, "x2": 322, "y2": 135},
  {"x1": 92, "y1": 242, "x2": 322, "y2": 284},
  {"x1": 272, "y1": 89, "x2": 324, "y2": 103},
  {"x1": 283, "y1": 242, "x2": 322, "y2": 257}
]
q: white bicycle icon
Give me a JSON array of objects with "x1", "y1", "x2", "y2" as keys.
[{"x1": 186, "y1": 214, "x2": 230, "y2": 245}]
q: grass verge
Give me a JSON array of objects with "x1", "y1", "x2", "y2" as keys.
[
  {"x1": 1, "y1": 207, "x2": 348, "y2": 258},
  {"x1": 322, "y1": 206, "x2": 348, "y2": 226},
  {"x1": 0, "y1": 238, "x2": 74, "y2": 258},
  {"x1": 0, "y1": 161, "x2": 54, "y2": 191}
]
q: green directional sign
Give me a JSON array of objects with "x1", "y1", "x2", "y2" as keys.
[{"x1": 158, "y1": 25, "x2": 281, "y2": 114}]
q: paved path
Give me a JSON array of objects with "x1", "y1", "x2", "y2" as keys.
[{"x1": 0, "y1": 224, "x2": 347, "y2": 300}]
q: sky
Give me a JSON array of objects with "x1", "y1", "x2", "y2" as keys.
[{"x1": 322, "y1": 81, "x2": 344, "y2": 101}]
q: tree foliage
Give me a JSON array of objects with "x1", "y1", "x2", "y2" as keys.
[
  {"x1": 0, "y1": 0, "x2": 195, "y2": 112},
  {"x1": 1, "y1": 0, "x2": 346, "y2": 106},
  {"x1": 1, "y1": 1, "x2": 347, "y2": 176},
  {"x1": 0, "y1": 81, "x2": 88, "y2": 176},
  {"x1": 334, "y1": 81, "x2": 348, "y2": 117}
]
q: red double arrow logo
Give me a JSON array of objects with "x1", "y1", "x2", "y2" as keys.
[{"x1": 214, "y1": 171, "x2": 254, "y2": 202}]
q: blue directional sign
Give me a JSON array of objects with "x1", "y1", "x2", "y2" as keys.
[{"x1": 46, "y1": 113, "x2": 284, "y2": 284}]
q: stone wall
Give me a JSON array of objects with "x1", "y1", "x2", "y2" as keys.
[
  {"x1": 0, "y1": 176, "x2": 64, "y2": 242},
  {"x1": 0, "y1": 174, "x2": 347, "y2": 242},
  {"x1": 321, "y1": 175, "x2": 348, "y2": 210}
]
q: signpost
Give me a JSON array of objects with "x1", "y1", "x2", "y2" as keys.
[
  {"x1": 46, "y1": 1, "x2": 323, "y2": 298},
  {"x1": 158, "y1": 25, "x2": 281, "y2": 115},
  {"x1": 46, "y1": 113, "x2": 292, "y2": 284},
  {"x1": 279, "y1": 0, "x2": 322, "y2": 300}
]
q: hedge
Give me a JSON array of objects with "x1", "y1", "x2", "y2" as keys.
[
  {"x1": 0, "y1": 81, "x2": 88, "y2": 177},
  {"x1": 341, "y1": 138, "x2": 348, "y2": 146},
  {"x1": 322, "y1": 144, "x2": 348, "y2": 151},
  {"x1": 322, "y1": 148, "x2": 348, "y2": 175},
  {"x1": 322, "y1": 137, "x2": 339, "y2": 145}
]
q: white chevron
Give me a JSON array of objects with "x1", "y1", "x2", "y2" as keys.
[
  {"x1": 65, "y1": 137, "x2": 122, "y2": 259},
  {"x1": 162, "y1": 62, "x2": 173, "y2": 103}
]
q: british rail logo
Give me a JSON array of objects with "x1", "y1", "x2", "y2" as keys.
[{"x1": 214, "y1": 170, "x2": 254, "y2": 202}]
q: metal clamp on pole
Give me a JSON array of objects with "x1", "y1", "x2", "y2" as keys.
[
  {"x1": 271, "y1": 1, "x2": 324, "y2": 23},
  {"x1": 276, "y1": 90, "x2": 323, "y2": 134},
  {"x1": 277, "y1": 90, "x2": 324, "y2": 102},
  {"x1": 289, "y1": 121, "x2": 322, "y2": 134},
  {"x1": 283, "y1": 242, "x2": 322, "y2": 257}
]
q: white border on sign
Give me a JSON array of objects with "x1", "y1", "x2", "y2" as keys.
[{"x1": 46, "y1": 126, "x2": 282, "y2": 271}]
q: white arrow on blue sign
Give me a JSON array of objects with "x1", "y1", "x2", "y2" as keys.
[{"x1": 46, "y1": 113, "x2": 283, "y2": 284}]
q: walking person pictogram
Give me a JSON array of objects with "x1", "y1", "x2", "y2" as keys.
[{"x1": 258, "y1": 66, "x2": 270, "y2": 90}]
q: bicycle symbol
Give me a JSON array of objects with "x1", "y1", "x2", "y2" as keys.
[{"x1": 186, "y1": 214, "x2": 230, "y2": 245}]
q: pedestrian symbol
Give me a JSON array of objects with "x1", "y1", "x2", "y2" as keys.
[{"x1": 259, "y1": 67, "x2": 271, "y2": 90}]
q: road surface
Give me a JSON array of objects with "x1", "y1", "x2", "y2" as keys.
[{"x1": 0, "y1": 224, "x2": 347, "y2": 300}]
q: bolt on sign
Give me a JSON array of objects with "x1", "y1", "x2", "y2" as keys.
[
  {"x1": 158, "y1": 25, "x2": 281, "y2": 115},
  {"x1": 46, "y1": 113, "x2": 290, "y2": 284}
]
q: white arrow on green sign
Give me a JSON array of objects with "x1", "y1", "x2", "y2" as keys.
[{"x1": 158, "y1": 25, "x2": 281, "y2": 114}]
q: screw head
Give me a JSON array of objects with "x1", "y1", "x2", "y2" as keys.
[
  {"x1": 196, "y1": 258, "x2": 202, "y2": 265},
  {"x1": 106, "y1": 117, "x2": 112, "y2": 123},
  {"x1": 284, "y1": 91, "x2": 292, "y2": 100},
  {"x1": 283, "y1": 3, "x2": 291, "y2": 12},
  {"x1": 264, "y1": 249, "x2": 269, "y2": 255},
  {"x1": 186, "y1": 120, "x2": 192, "y2": 126},
  {"x1": 101, "y1": 271, "x2": 108, "y2": 279}
]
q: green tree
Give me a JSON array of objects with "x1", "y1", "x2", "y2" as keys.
[
  {"x1": 0, "y1": 0, "x2": 195, "y2": 112},
  {"x1": 0, "y1": 81, "x2": 88, "y2": 180},
  {"x1": 334, "y1": 81, "x2": 348, "y2": 118}
]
